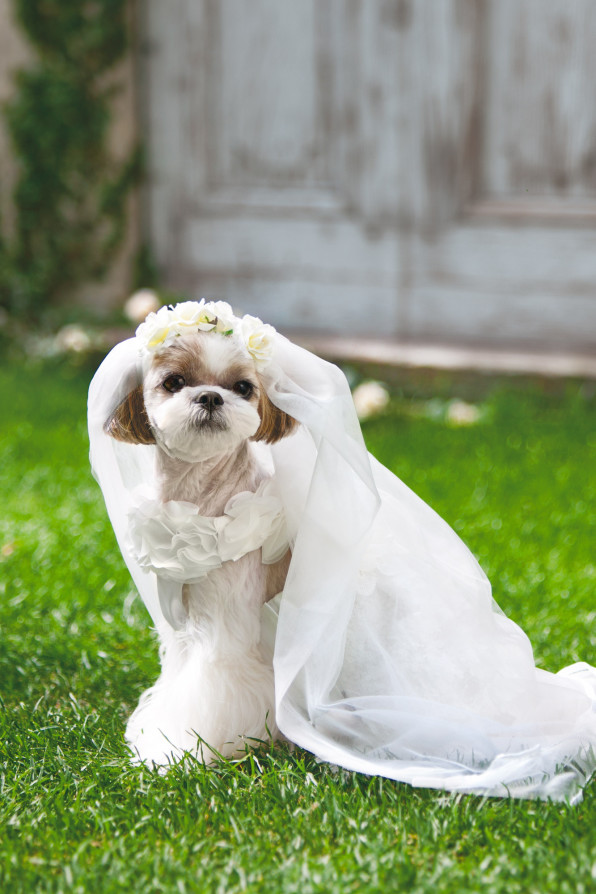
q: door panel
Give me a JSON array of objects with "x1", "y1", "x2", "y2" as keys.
[
  {"x1": 142, "y1": 0, "x2": 596, "y2": 350},
  {"x1": 483, "y1": 0, "x2": 596, "y2": 198}
]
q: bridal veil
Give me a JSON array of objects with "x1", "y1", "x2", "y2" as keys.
[{"x1": 89, "y1": 320, "x2": 596, "y2": 801}]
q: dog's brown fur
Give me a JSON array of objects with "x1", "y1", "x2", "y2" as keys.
[
  {"x1": 253, "y1": 390, "x2": 297, "y2": 444},
  {"x1": 104, "y1": 385, "x2": 155, "y2": 445}
]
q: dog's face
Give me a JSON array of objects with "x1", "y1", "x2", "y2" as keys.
[
  {"x1": 142, "y1": 333, "x2": 264, "y2": 462},
  {"x1": 105, "y1": 332, "x2": 295, "y2": 461}
]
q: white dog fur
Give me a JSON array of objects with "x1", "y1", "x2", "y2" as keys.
[{"x1": 104, "y1": 332, "x2": 296, "y2": 765}]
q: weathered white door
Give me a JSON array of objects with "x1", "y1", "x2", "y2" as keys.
[{"x1": 141, "y1": 0, "x2": 596, "y2": 350}]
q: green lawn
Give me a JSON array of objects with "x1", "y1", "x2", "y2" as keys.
[{"x1": 1, "y1": 356, "x2": 594, "y2": 893}]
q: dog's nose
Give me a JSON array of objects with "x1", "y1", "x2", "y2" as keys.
[{"x1": 194, "y1": 390, "x2": 224, "y2": 411}]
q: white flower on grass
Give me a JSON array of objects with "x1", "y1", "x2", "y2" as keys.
[
  {"x1": 446, "y1": 400, "x2": 481, "y2": 426},
  {"x1": 239, "y1": 315, "x2": 276, "y2": 367},
  {"x1": 352, "y1": 381, "x2": 390, "y2": 420},
  {"x1": 54, "y1": 324, "x2": 92, "y2": 354},
  {"x1": 124, "y1": 289, "x2": 161, "y2": 324}
]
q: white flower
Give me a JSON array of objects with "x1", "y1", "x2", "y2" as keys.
[
  {"x1": 124, "y1": 289, "x2": 161, "y2": 324},
  {"x1": 54, "y1": 324, "x2": 92, "y2": 354},
  {"x1": 352, "y1": 381, "x2": 390, "y2": 420},
  {"x1": 136, "y1": 301, "x2": 221, "y2": 351},
  {"x1": 206, "y1": 301, "x2": 236, "y2": 334},
  {"x1": 135, "y1": 299, "x2": 274, "y2": 360},
  {"x1": 135, "y1": 305, "x2": 176, "y2": 350},
  {"x1": 171, "y1": 300, "x2": 205, "y2": 325},
  {"x1": 171, "y1": 300, "x2": 215, "y2": 334},
  {"x1": 239, "y1": 315, "x2": 276, "y2": 367},
  {"x1": 446, "y1": 400, "x2": 481, "y2": 426},
  {"x1": 128, "y1": 497, "x2": 222, "y2": 582}
]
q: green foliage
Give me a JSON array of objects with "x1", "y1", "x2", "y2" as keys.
[
  {"x1": 0, "y1": 0, "x2": 140, "y2": 318},
  {"x1": 132, "y1": 242, "x2": 160, "y2": 292},
  {"x1": 0, "y1": 360, "x2": 594, "y2": 892}
]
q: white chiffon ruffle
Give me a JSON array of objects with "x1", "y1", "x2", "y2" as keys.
[
  {"x1": 127, "y1": 478, "x2": 288, "y2": 583},
  {"x1": 124, "y1": 478, "x2": 289, "y2": 630}
]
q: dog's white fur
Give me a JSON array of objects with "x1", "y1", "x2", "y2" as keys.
[{"x1": 105, "y1": 332, "x2": 294, "y2": 765}]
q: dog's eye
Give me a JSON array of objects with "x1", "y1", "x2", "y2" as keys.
[
  {"x1": 162, "y1": 374, "x2": 186, "y2": 393},
  {"x1": 233, "y1": 380, "x2": 254, "y2": 398}
]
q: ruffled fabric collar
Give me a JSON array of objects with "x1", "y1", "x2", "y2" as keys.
[{"x1": 126, "y1": 478, "x2": 289, "y2": 584}]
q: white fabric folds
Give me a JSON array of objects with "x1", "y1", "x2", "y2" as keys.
[
  {"x1": 128, "y1": 480, "x2": 288, "y2": 581},
  {"x1": 126, "y1": 480, "x2": 289, "y2": 629},
  {"x1": 88, "y1": 331, "x2": 596, "y2": 801}
]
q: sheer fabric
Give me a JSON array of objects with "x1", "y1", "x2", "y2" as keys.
[{"x1": 89, "y1": 333, "x2": 596, "y2": 801}]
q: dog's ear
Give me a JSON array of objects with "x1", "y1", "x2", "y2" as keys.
[
  {"x1": 252, "y1": 390, "x2": 298, "y2": 444},
  {"x1": 104, "y1": 385, "x2": 156, "y2": 445}
]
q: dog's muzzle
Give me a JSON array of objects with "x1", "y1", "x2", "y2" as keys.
[
  {"x1": 192, "y1": 391, "x2": 228, "y2": 431},
  {"x1": 193, "y1": 390, "x2": 224, "y2": 412}
]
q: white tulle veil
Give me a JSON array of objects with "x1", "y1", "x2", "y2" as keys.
[{"x1": 88, "y1": 309, "x2": 596, "y2": 802}]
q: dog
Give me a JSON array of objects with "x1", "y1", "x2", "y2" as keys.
[{"x1": 104, "y1": 330, "x2": 297, "y2": 765}]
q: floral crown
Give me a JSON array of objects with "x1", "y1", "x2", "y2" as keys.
[{"x1": 135, "y1": 300, "x2": 275, "y2": 368}]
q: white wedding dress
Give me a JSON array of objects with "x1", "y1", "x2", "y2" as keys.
[{"x1": 88, "y1": 327, "x2": 596, "y2": 802}]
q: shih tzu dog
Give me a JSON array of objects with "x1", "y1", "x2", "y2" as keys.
[{"x1": 104, "y1": 327, "x2": 297, "y2": 765}]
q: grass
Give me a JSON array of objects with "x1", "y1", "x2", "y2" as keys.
[{"x1": 0, "y1": 355, "x2": 594, "y2": 893}]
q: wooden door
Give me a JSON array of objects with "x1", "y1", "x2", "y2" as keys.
[{"x1": 141, "y1": 0, "x2": 596, "y2": 350}]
